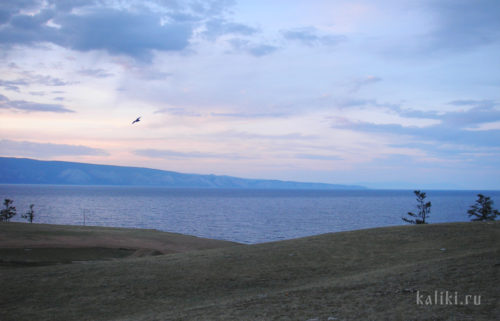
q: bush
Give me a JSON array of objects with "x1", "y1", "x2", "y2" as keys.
[
  {"x1": 402, "y1": 190, "x2": 431, "y2": 224},
  {"x1": 468, "y1": 194, "x2": 498, "y2": 221}
]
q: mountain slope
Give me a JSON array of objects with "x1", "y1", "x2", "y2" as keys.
[{"x1": 0, "y1": 157, "x2": 364, "y2": 189}]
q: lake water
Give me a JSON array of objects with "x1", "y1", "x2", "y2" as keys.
[{"x1": 1, "y1": 185, "x2": 498, "y2": 244}]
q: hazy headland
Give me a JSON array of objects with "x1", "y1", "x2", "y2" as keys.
[{"x1": 0, "y1": 157, "x2": 364, "y2": 189}]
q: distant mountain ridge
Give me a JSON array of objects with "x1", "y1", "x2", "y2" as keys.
[{"x1": 0, "y1": 157, "x2": 365, "y2": 189}]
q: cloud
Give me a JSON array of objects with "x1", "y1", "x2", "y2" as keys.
[
  {"x1": 29, "y1": 74, "x2": 70, "y2": 86},
  {"x1": 0, "y1": 3, "x2": 196, "y2": 61},
  {"x1": 78, "y1": 68, "x2": 113, "y2": 78},
  {"x1": 332, "y1": 103, "x2": 500, "y2": 147},
  {"x1": 246, "y1": 44, "x2": 278, "y2": 57},
  {"x1": 0, "y1": 139, "x2": 108, "y2": 158},
  {"x1": 282, "y1": 27, "x2": 346, "y2": 47},
  {"x1": 123, "y1": 67, "x2": 172, "y2": 80},
  {"x1": 210, "y1": 111, "x2": 287, "y2": 118},
  {"x1": 350, "y1": 75, "x2": 382, "y2": 92},
  {"x1": 448, "y1": 99, "x2": 496, "y2": 108},
  {"x1": 389, "y1": 100, "x2": 500, "y2": 127},
  {"x1": 295, "y1": 154, "x2": 342, "y2": 161},
  {"x1": 0, "y1": 72, "x2": 71, "y2": 92},
  {"x1": 374, "y1": 1, "x2": 500, "y2": 59},
  {"x1": 0, "y1": 0, "x2": 248, "y2": 61},
  {"x1": 134, "y1": 148, "x2": 246, "y2": 160},
  {"x1": 155, "y1": 107, "x2": 201, "y2": 117},
  {"x1": 425, "y1": 0, "x2": 500, "y2": 51},
  {"x1": 0, "y1": 79, "x2": 27, "y2": 92},
  {"x1": 0, "y1": 94, "x2": 74, "y2": 112},
  {"x1": 54, "y1": 9, "x2": 193, "y2": 61},
  {"x1": 388, "y1": 141, "x2": 499, "y2": 164},
  {"x1": 188, "y1": 0, "x2": 235, "y2": 16},
  {"x1": 228, "y1": 38, "x2": 278, "y2": 57},
  {"x1": 389, "y1": 106, "x2": 441, "y2": 120},
  {"x1": 202, "y1": 18, "x2": 257, "y2": 40},
  {"x1": 0, "y1": 10, "x2": 11, "y2": 25},
  {"x1": 217, "y1": 130, "x2": 317, "y2": 141},
  {"x1": 48, "y1": 0, "x2": 96, "y2": 12},
  {"x1": 29, "y1": 91, "x2": 45, "y2": 96},
  {"x1": 339, "y1": 99, "x2": 500, "y2": 127},
  {"x1": 0, "y1": 0, "x2": 41, "y2": 14},
  {"x1": 442, "y1": 101, "x2": 500, "y2": 127},
  {"x1": 334, "y1": 98, "x2": 400, "y2": 111}
]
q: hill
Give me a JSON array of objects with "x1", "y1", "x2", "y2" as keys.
[
  {"x1": 0, "y1": 221, "x2": 498, "y2": 320},
  {"x1": 0, "y1": 157, "x2": 364, "y2": 189},
  {"x1": 0, "y1": 223, "x2": 239, "y2": 265}
]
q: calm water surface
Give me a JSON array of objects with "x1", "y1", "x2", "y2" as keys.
[{"x1": 1, "y1": 185, "x2": 498, "y2": 244}]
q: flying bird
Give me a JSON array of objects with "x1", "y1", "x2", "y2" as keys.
[{"x1": 132, "y1": 117, "x2": 141, "y2": 124}]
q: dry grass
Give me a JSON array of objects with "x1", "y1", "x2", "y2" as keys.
[
  {"x1": 0, "y1": 221, "x2": 498, "y2": 321},
  {"x1": 0, "y1": 222, "x2": 238, "y2": 255}
]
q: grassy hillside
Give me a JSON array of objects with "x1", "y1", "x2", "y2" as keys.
[
  {"x1": 0, "y1": 222, "x2": 498, "y2": 320},
  {"x1": 0, "y1": 223, "x2": 239, "y2": 265}
]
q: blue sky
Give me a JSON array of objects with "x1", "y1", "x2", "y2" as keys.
[{"x1": 0, "y1": 0, "x2": 499, "y2": 189}]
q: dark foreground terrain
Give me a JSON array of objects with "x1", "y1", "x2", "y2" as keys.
[{"x1": 0, "y1": 221, "x2": 498, "y2": 320}]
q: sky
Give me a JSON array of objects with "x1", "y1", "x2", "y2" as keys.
[{"x1": 0, "y1": 0, "x2": 499, "y2": 189}]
